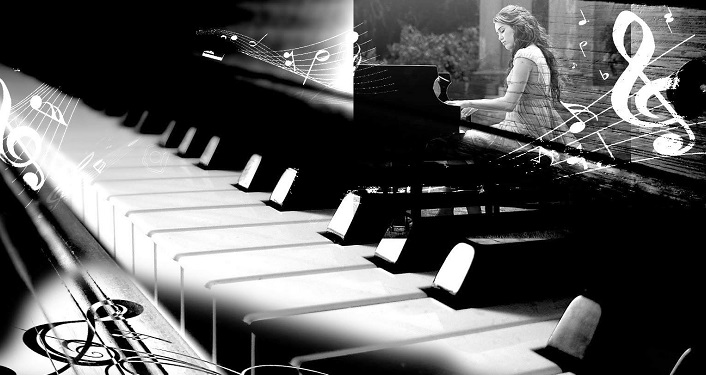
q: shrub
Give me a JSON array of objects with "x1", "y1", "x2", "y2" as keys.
[{"x1": 385, "y1": 24, "x2": 480, "y2": 83}]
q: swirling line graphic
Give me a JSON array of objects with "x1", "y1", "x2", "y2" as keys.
[
  {"x1": 19, "y1": 298, "x2": 334, "y2": 375},
  {"x1": 20, "y1": 299, "x2": 148, "y2": 374},
  {"x1": 197, "y1": 22, "x2": 380, "y2": 94},
  {"x1": 22, "y1": 320, "x2": 122, "y2": 374},
  {"x1": 0, "y1": 76, "x2": 78, "y2": 198}
]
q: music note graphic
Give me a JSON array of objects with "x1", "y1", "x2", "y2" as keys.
[
  {"x1": 303, "y1": 49, "x2": 330, "y2": 85},
  {"x1": 93, "y1": 159, "x2": 106, "y2": 173},
  {"x1": 249, "y1": 33, "x2": 268, "y2": 47},
  {"x1": 560, "y1": 100, "x2": 615, "y2": 159},
  {"x1": 1, "y1": 78, "x2": 46, "y2": 191},
  {"x1": 611, "y1": 10, "x2": 695, "y2": 156},
  {"x1": 348, "y1": 31, "x2": 359, "y2": 44},
  {"x1": 30, "y1": 95, "x2": 67, "y2": 125},
  {"x1": 571, "y1": 63, "x2": 577, "y2": 69},
  {"x1": 534, "y1": 146, "x2": 558, "y2": 165},
  {"x1": 664, "y1": 7, "x2": 674, "y2": 33},
  {"x1": 76, "y1": 152, "x2": 95, "y2": 172},
  {"x1": 579, "y1": 41, "x2": 587, "y2": 58},
  {"x1": 197, "y1": 25, "x2": 371, "y2": 93},
  {"x1": 579, "y1": 9, "x2": 589, "y2": 26},
  {"x1": 283, "y1": 51, "x2": 297, "y2": 72},
  {"x1": 561, "y1": 101, "x2": 599, "y2": 134},
  {"x1": 201, "y1": 50, "x2": 224, "y2": 61},
  {"x1": 353, "y1": 43, "x2": 363, "y2": 72},
  {"x1": 599, "y1": 70, "x2": 609, "y2": 80}
]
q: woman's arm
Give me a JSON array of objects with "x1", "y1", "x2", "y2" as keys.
[{"x1": 447, "y1": 57, "x2": 533, "y2": 112}]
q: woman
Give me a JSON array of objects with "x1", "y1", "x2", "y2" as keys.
[{"x1": 440, "y1": 4, "x2": 575, "y2": 164}]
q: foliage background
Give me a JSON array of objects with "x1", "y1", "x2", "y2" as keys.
[{"x1": 355, "y1": 0, "x2": 482, "y2": 96}]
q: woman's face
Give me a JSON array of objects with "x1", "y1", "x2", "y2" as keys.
[{"x1": 494, "y1": 22, "x2": 514, "y2": 50}]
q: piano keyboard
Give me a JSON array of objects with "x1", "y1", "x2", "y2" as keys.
[{"x1": 0, "y1": 63, "x2": 590, "y2": 375}]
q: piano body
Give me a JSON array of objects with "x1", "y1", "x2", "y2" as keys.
[{"x1": 1, "y1": 1, "x2": 705, "y2": 375}]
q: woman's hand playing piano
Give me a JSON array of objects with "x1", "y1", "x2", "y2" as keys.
[
  {"x1": 446, "y1": 100, "x2": 478, "y2": 120},
  {"x1": 461, "y1": 107, "x2": 479, "y2": 119},
  {"x1": 445, "y1": 100, "x2": 466, "y2": 107}
]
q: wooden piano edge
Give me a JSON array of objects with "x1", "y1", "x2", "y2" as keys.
[
  {"x1": 458, "y1": 120, "x2": 706, "y2": 212},
  {"x1": 0, "y1": 164, "x2": 226, "y2": 374}
]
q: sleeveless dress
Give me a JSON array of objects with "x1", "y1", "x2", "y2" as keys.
[{"x1": 444, "y1": 44, "x2": 575, "y2": 162}]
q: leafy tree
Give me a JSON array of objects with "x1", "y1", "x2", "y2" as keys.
[
  {"x1": 354, "y1": 0, "x2": 479, "y2": 59},
  {"x1": 385, "y1": 24, "x2": 480, "y2": 83}
]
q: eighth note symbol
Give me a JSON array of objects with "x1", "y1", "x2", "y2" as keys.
[
  {"x1": 30, "y1": 95, "x2": 67, "y2": 126},
  {"x1": 664, "y1": 7, "x2": 674, "y2": 33},
  {"x1": 579, "y1": 9, "x2": 589, "y2": 25},
  {"x1": 283, "y1": 51, "x2": 296, "y2": 72},
  {"x1": 579, "y1": 41, "x2": 587, "y2": 58}
]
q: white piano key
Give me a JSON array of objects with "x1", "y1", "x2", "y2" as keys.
[
  {"x1": 90, "y1": 176, "x2": 240, "y2": 269},
  {"x1": 149, "y1": 221, "x2": 331, "y2": 306},
  {"x1": 41, "y1": 142, "x2": 196, "y2": 220},
  {"x1": 436, "y1": 343, "x2": 562, "y2": 375},
  {"x1": 93, "y1": 176, "x2": 241, "y2": 200},
  {"x1": 293, "y1": 320, "x2": 561, "y2": 375},
  {"x1": 86, "y1": 166, "x2": 241, "y2": 248},
  {"x1": 249, "y1": 297, "x2": 570, "y2": 367},
  {"x1": 150, "y1": 222, "x2": 335, "y2": 314},
  {"x1": 179, "y1": 245, "x2": 380, "y2": 354},
  {"x1": 179, "y1": 244, "x2": 377, "y2": 306},
  {"x1": 96, "y1": 155, "x2": 199, "y2": 168},
  {"x1": 133, "y1": 206, "x2": 334, "y2": 236},
  {"x1": 204, "y1": 268, "x2": 433, "y2": 362},
  {"x1": 183, "y1": 243, "x2": 376, "y2": 289},
  {"x1": 128, "y1": 206, "x2": 334, "y2": 292},
  {"x1": 110, "y1": 189, "x2": 270, "y2": 256},
  {"x1": 213, "y1": 270, "x2": 433, "y2": 324}
]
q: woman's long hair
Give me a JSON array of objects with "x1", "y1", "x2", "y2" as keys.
[{"x1": 493, "y1": 5, "x2": 561, "y2": 103}]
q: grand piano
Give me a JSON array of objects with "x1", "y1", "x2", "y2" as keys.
[{"x1": 1, "y1": 1, "x2": 704, "y2": 375}]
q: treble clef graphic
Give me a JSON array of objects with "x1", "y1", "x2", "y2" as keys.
[
  {"x1": 21, "y1": 299, "x2": 150, "y2": 374},
  {"x1": 0, "y1": 77, "x2": 46, "y2": 190},
  {"x1": 611, "y1": 11, "x2": 695, "y2": 156},
  {"x1": 0, "y1": 77, "x2": 11, "y2": 160}
]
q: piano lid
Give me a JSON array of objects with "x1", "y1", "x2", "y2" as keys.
[{"x1": 353, "y1": 64, "x2": 461, "y2": 142}]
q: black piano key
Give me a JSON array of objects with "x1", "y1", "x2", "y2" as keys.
[
  {"x1": 235, "y1": 154, "x2": 289, "y2": 192},
  {"x1": 122, "y1": 107, "x2": 148, "y2": 128},
  {"x1": 197, "y1": 135, "x2": 254, "y2": 171},
  {"x1": 158, "y1": 120, "x2": 191, "y2": 148},
  {"x1": 536, "y1": 295, "x2": 601, "y2": 374},
  {"x1": 135, "y1": 110, "x2": 174, "y2": 135},
  {"x1": 267, "y1": 167, "x2": 351, "y2": 211},
  {"x1": 424, "y1": 231, "x2": 585, "y2": 308},
  {"x1": 176, "y1": 126, "x2": 215, "y2": 158},
  {"x1": 374, "y1": 206, "x2": 577, "y2": 274}
]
